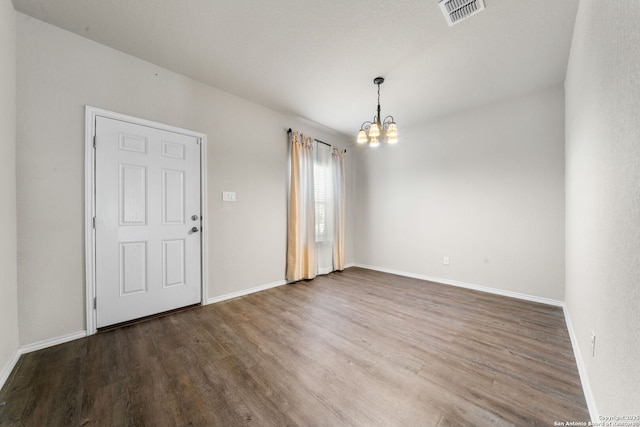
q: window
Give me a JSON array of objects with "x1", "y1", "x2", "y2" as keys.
[{"x1": 314, "y1": 142, "x2": 333, "y2": 243}]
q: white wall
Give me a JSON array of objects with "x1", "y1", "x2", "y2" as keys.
[
  {"x1": 0, "y1": 0, "x2": 19, "y2": 384},
  {"x1": 16, "y1": 14, "x2": 352, "y2": 345},
  {"x1": 565, "y1": 1, "x2": 640, "y2": 416},
  {"x1": 354, "y1": 85, "x2": 566, "y2": 301}
]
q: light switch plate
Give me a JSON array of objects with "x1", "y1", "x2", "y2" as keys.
[{"x1": 222, "y1": 191, "x2": 236, "y2": 202}]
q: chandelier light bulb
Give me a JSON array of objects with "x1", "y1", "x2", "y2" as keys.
[
  {"x1": 357, "y1": 129, "x2": 368, "y2": 144},
  {"x1": 369, "y1": 136, "x2": 380, "y2": 147},
  {"x1": 368, "y1": 122, "x2": 380, "y2": 138},
  {"x1": 386, "y1": 122, "x2": 398, "y2": 139},
  {"x1": 386, "y1": 122, "x2": 398, "y2": 144}
]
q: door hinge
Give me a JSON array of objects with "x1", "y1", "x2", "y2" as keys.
[
  {"x1": 92, "y1": 216, "x2": 96, "y2": 229},
  {"x1": 93, "y1": 297, "x2": 97, "y2": 309},
  {"x1": 93, "y1": 135, "x2": 96, "y2": 149}
]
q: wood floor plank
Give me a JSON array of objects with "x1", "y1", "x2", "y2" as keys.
[{"x1": 0, "y1": 267, "x2": 590, "y2": 426}]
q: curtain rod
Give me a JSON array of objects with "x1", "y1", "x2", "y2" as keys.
[{"x1": 287, "y1": 128, "x2": 347, "y2": 153}]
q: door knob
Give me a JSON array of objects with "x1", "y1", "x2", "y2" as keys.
[
  {"x1": 191, "y1": 226, "x2": 199, "y2": 233},
  {"x1": 191, "y1": 215, "x2": 199, "y2": 221}
]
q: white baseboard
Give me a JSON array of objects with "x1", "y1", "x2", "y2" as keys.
[
  {"x1": 352, "y1": 264, "x2": 564, "y2": 307},
  {"x1": 207, "y1": 280, "x2": 287, "y2": 305},
  {"x1": 0, "y1": 349, "x2": 21, "y2": 392},
  {"x1": 563, "y1": 304, "x2": 599, "y2": 422},
  {"x1": 18, "y1": 330, "x2": 87, "y2": 355},
  {"x1": 0, "y1": 330, "x2": 87, "y2": 392}
]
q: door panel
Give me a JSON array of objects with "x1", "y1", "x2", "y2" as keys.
[
  {"x1": 95, "y1": 116, "x2": 201, "y2": 328},
  {"x1": 119, "y1": 241, "x2": 147, "y2": 295},
  {"x1": 163, "y1": 239, "x2": 186, "y2": 287},
  {"x1": 120, "y1": 164, "x2": 147, "y2": 225},
  {"x1": 162, "y1": 169, "x2": 185, "y2": 224}
]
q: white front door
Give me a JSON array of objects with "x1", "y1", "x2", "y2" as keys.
[{"x1": 95, "y1": 116, "x2": 202, "y2": 328}]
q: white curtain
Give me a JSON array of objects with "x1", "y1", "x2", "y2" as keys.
[
  {"x1": 286, "y1": 131, "x2": 317, "y2": 281},
  {"x1": 332, "y1": 148, "x2": 346, "y2": 271},
  {"x1": 286, "y1": 131, "x2": 346, "y2": 281}
]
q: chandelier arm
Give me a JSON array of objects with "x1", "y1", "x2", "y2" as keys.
[{"x1": 359, "y1": 120, "x2": 373, "y2": 130}]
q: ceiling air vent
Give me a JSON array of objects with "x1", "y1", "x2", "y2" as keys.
[{"x1": 439, "y1": 0, "x2": 485, "y2": 26}]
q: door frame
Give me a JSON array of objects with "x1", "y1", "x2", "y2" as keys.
[{"x1": 84, "y1": 106, "x2": 208, "y2": 335}]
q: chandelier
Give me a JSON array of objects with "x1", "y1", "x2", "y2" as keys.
[{"x1": 357, "y1": 77, "x2": 398, "y2": 147}]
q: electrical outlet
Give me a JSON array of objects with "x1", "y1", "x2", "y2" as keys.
[
  {"x1": 443, "y1": 256, "x2": 450, "y2": 266},
  {"x1": 222, "y1": 191, "x2": 236, "y2": 202},
  {"x1": 591, "y1": 331, "x2": 596, "y2": 357}
]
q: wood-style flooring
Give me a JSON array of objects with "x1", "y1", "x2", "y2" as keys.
[{"x1": 0, "y1": 267, "x2": 590, "y2": 426}]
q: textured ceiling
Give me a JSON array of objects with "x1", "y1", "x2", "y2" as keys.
[{"x1": 12, "y1": 0, "x2": 579, "y2": 137}]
